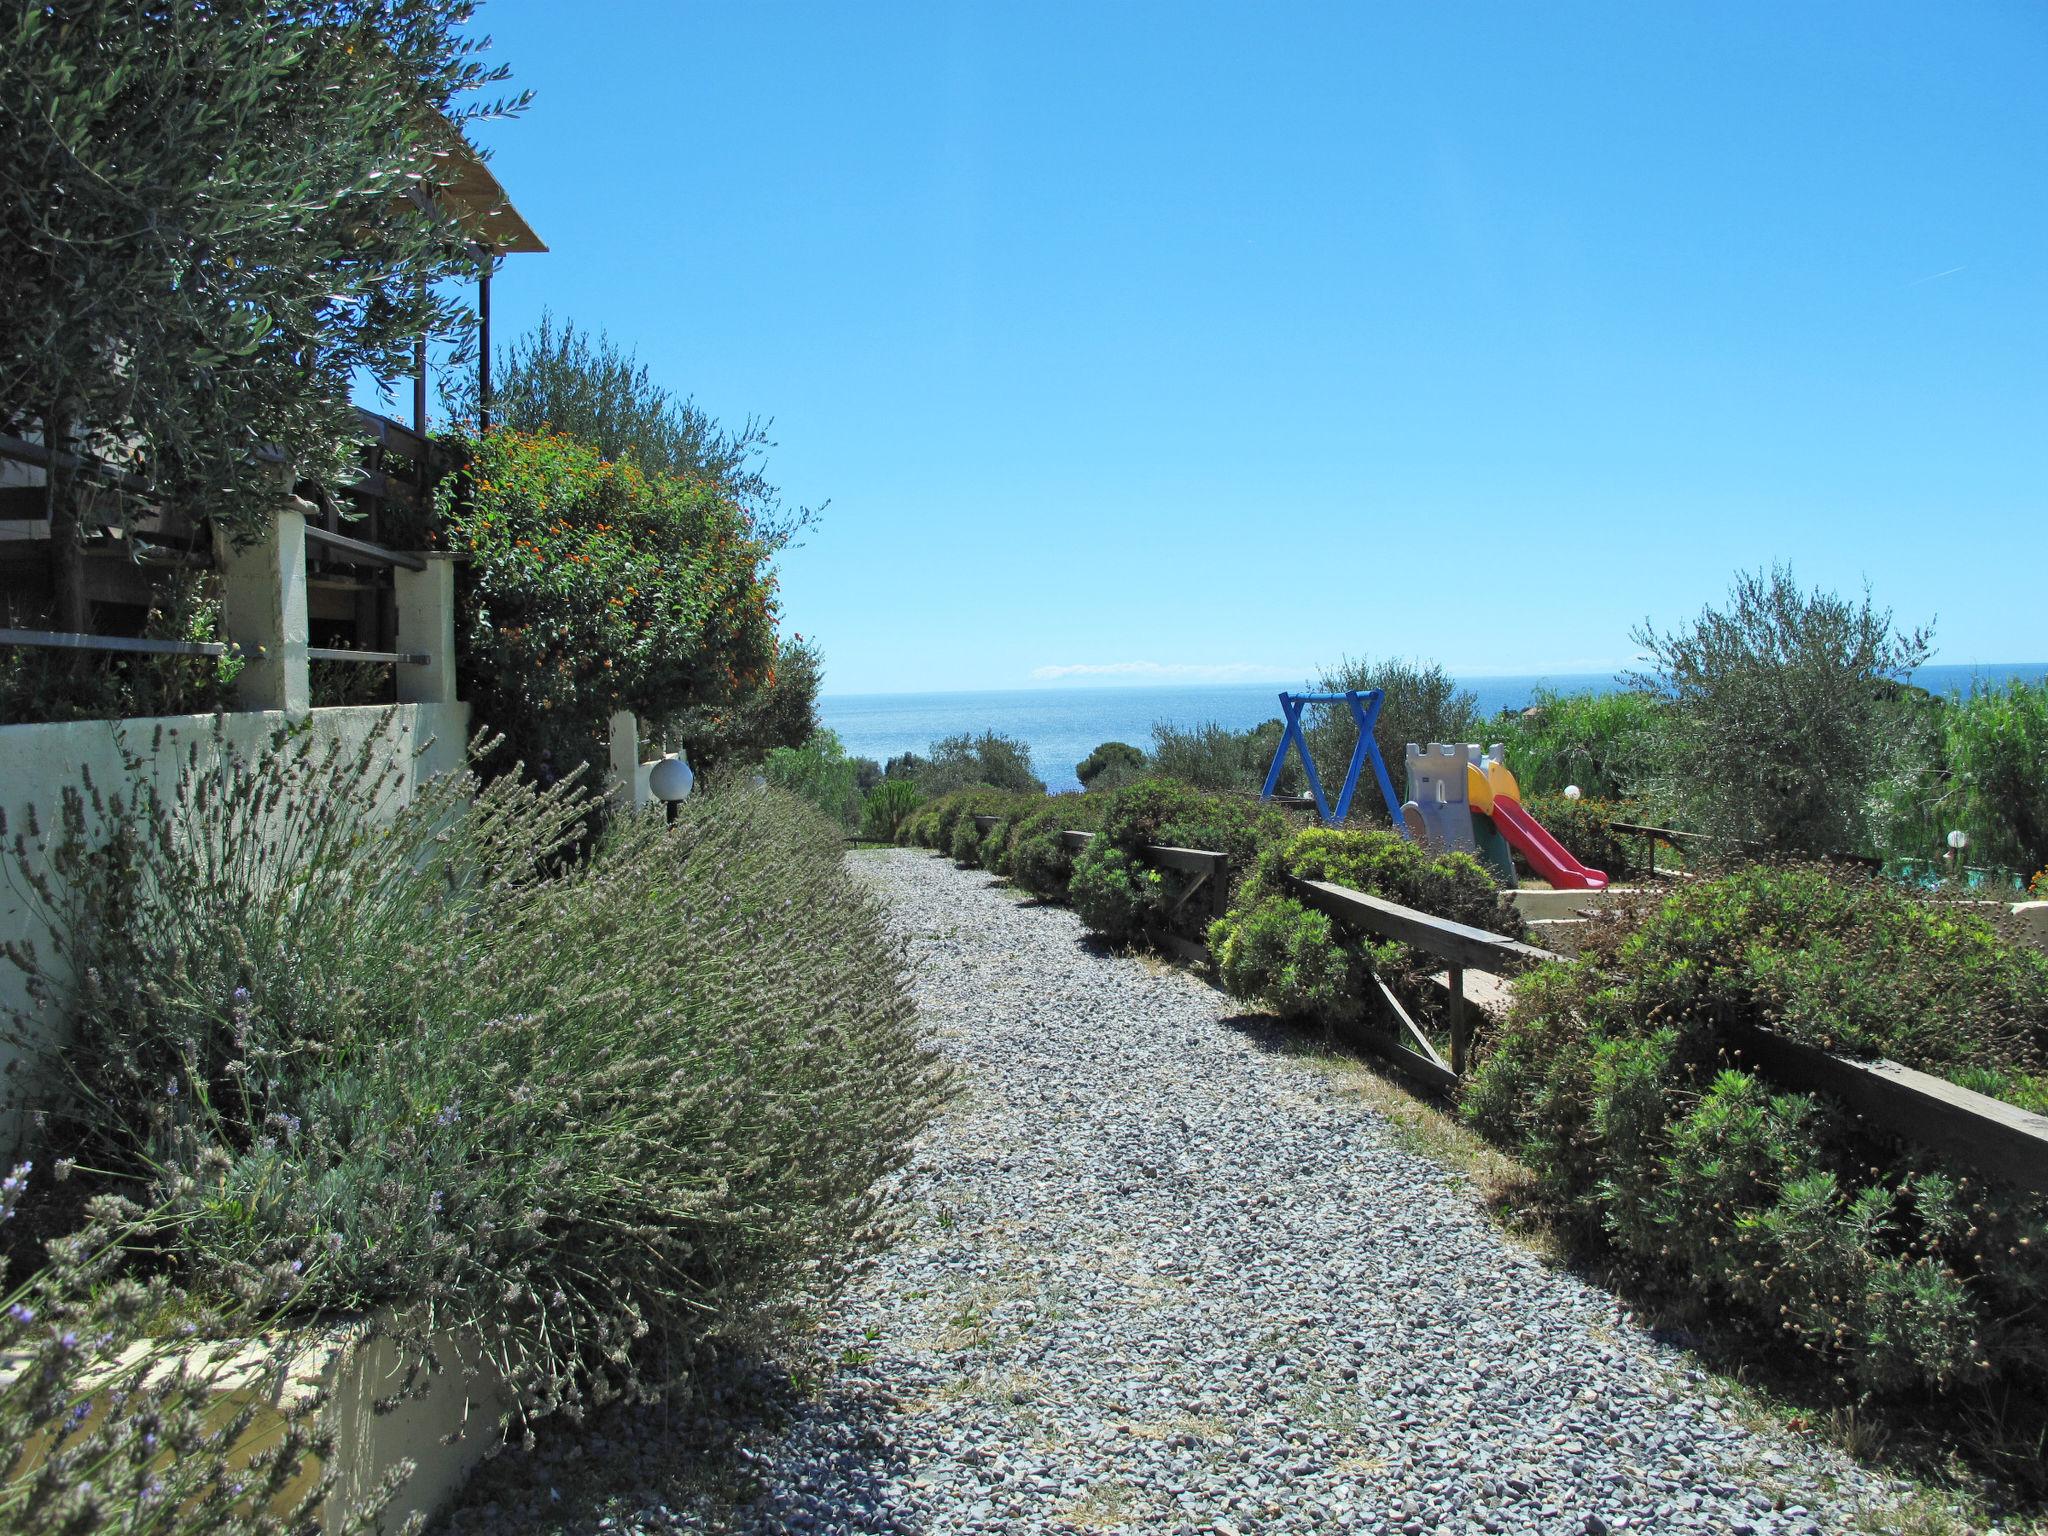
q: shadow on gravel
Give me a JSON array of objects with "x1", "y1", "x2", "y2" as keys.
[{"x1": 434, "y1": 1356, "x2": 923, "y2": 1535}]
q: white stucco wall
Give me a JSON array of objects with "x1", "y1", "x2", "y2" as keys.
[{"x1": 0, "y1": 702, "x2": 470, "y2": 1157}]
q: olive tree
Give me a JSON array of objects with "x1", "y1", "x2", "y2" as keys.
[
  {"x1": 1628, "y1": 566, "x2": 1933, "y2": 856},
  {"x1": 1, "y1": 0, "x2": 525, "y2": 620}
]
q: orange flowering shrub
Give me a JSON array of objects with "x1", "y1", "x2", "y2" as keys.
[{"x1": 440, "y1": 428, "x2": 782, "y2": 782}]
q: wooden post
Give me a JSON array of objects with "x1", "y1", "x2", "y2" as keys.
[
  {"x1": 1447, "y1": 966, "x2": 1470, "y2": 1078},
  {"x1": 476, "y1": 263, "x2": 492, "y2": 430},
  {"x1": 44, "y1": 408, "x2": 86, "y2": 634}
]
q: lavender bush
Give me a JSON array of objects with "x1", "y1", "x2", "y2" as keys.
[{"x1": 3, "y1": 719, "x2": 949, "y2": 1439}]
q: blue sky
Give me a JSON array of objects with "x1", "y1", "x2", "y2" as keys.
[{"x1": 449, "y1": 1, "x2": 2045, "y2": 695}]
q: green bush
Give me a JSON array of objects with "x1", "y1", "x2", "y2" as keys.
[
  {"x1": 1211, "y1": 826, "x2": 1524, "y2": 1025},
  {"x1": 1466, "y1": 909, "x2": 2048, "y2": 1400},
  {"x1": 445, "y1": 427, "x2": 789, "y2": 791},
  {"x1": 861, "y1": 779, "x2": 922, "y2": 842},
  {"x1": 904, "y1": 732, "x2": 1044, "y2": 796},
  {"x1": 1628, "y1": 566, "x2": 1933, "y2": 856},
  {"x1": 764, "y1": 727, "x2": 863, "y2": 830},
  {"x1": 1009, "y1": 794, "x2": 1108, "y2": 899},
  {"x1": 1606, "y1": 865, "x2": 2047, "y2": 1083},
  {"x1": 1148, "y1": 719, "x2": 1289, "y2": 794},
  {"x1": 1938, "y1": 680, "x2": 2048, "y2": 876},
  {"x1": 1465, "y1": 864, "x2": 2048, "y2": 1400},
  {"x1": 6, "y1": 727, "x2": 950, "y2": 1423},
  {"x1": 1068, "y1": 779, "x2": 1290, "y2": 945},
  {"x1": 1076, "y1": 740, "x2": 1147, "y2": 789},
  {"x1": 1517, "y1": 792, "x2": 1644, "y2": 882},
  {"x1": 1494, "y1": 687, "x2": 1669, "y2": 801}
]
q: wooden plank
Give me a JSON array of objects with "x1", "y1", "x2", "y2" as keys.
[
  {"x1": 1721, "y1": 1022, "x2": 2048, "y2": 1198},
  {"x1": 972, "y1": 814, "x2": 1001, "y2": 832},
  {"x1": 1331, "y1": 1014, "x2": 1461, "y2": 1096},
  {"x1": 1372, "y1": 975, "x2": 1449, "y2": 1072},
  {"x1": 1290, "y1": 877, "x2": 1560, "y2": 970},
  {"x1": 1146, "y1": 844, "x2": 1229, "y2": 876},
  {"x1": 1153, "y1": 931, "x2": 1212, "y2": 967},
  {"x1": 1060, "y1": 830, "x2": 1096, "y2": 851}
]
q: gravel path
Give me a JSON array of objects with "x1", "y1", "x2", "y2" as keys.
[{"x1": 447, "y1": 849, "x2": 1920, "y2": 1536}]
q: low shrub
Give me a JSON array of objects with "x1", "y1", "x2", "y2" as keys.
[
  {"x1": 1009, "y1": 794, "x2": 1108, "y2": 899},
  {"x1": 1465, "y1": 864, "x2": 2048, "y2": 1402},
  {"x1": 6, "y1": 725, "x2": 950, "y2": 1426},
  {"x1": 1148, "y1": 719, "x2": 1289, "y2": 795},
  {"x1": 1076, "y1": 740, "x2": 1147, "y2": 790},
  {"x1": 1068, "y1": 779, "x2": 1290, "y2": 945},
  {"x1": 1493, "y1": 687, "x2": 1669, "y2": 801},
  {"x1": 1594, "y1": 864, "x2": 2048, "y2": 1083},
  {"x1": 1211, "y1": 826, "x2": 1524, "y2": 1025},
  {"x1": 939, "y1": 789, "x2": 1043, "y2": 870},
  {"x1": 1517, "y1": 793, "x2": 1645, "y2": 883},
  {"x1": 860, "y1": 779, "x2": 922, "y2": 842},
  {"x1": 901, "y1": 732, "x2": 1044, "y2": 796},
  {"x1": 764, "y1": 727, "x2": 863, "y2": 830}
]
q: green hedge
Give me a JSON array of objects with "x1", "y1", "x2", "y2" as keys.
[
  {"x1": 1211, "y1": 827, "x2": 1523, "y2": 1025},
  {"x1": 1068, "y1": 779, "x2": 1290, "y2": 946},
  {"x1": 1009, "y1": 794, "x2": 1109, "y2": 899},
  {"x1": 1465, "y1": 863, "x2": 2048, "y2": 1400}
]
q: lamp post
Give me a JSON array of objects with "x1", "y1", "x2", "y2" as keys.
[
  {"x1": 650, "y1": 753, "x2": 693, "y2": 825},
  {"x1": 1947, "y1": 828, "x2": 1969, "y2": 885}
]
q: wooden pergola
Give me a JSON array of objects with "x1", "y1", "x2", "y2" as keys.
[{"x1": 411, "y1": 126, "x2": 547, "y2": 436}]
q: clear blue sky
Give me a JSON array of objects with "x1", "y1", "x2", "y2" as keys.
[{"x1": 455, "y1": 1, "x2": 2045, "y2": 696}]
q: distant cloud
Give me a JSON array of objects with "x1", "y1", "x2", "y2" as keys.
[{"x1": 1029, "y1": 660, "x2": 1296, "y2": 684}]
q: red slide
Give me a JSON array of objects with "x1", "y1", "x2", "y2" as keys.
[{"x1": 1491, "y1": 798, "x2": 1609, "y2": 890}]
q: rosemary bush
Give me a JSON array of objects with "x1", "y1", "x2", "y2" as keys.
[{"x1": 4, "y1": 723, "x2": 948, "y2": 1428}]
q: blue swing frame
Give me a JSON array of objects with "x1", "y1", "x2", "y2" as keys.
[{"x1": 1259, "y1": 690, "x2": 1407, "y2": 829}]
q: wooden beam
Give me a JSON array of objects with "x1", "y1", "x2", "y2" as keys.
[
  {"x1": 1722, "y1": 1022, "x2": 2048, "y2": 1197},
  {"x1": 1290, "y1": 877, "x2": 1560, "y2": 970}
]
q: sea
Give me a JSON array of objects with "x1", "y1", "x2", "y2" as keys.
[{"x1": 820, "y1": 663, "x2": 2048, "y2": 795}]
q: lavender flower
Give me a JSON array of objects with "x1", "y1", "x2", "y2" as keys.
[
  {"x1": 7, "y1": 1303, "x2": 34, "y2": 1325},
  {"x1": 435, "y1": 1102, "x2": 461, "y2": 1127}
]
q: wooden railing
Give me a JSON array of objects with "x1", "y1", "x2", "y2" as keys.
[{"x1": 936, "y1": 824, "x2": 2048, "y2": 1195}]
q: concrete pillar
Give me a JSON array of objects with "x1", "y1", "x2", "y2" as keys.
[
  {"x1": 394, "y1": 553, "x2": 459, "y2": 706},
  {"x1": 215, "y1": 498, "x2": 310, "y2": 716},
  {"x1": 607, "y1": 710, "x2": 642, "y2": 809}
]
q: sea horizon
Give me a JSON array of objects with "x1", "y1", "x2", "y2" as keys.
[{"x1": 820, "y1": 662, "x2": 2048, "y2": 795}]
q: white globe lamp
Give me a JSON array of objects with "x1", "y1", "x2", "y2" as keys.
[
  {"x1": 649, "y1": 753, "x2": 693, "y2": 811},
  {"x1": 1563, "y1": 784, "x2": 1582, "y2": 801}
]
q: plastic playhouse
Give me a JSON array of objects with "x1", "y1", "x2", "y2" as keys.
[{"x1": 1260, "y1": 691, "x2": 1608, "y2": 890}]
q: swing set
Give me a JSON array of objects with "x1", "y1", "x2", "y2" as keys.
[{"x1": 1258, "y1": 691, "x2": 1407, "y2": 828}]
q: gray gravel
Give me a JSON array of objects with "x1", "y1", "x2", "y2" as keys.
[{"x1": 444, "y1": 848, "x2": 1925, "y2": 1535}]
